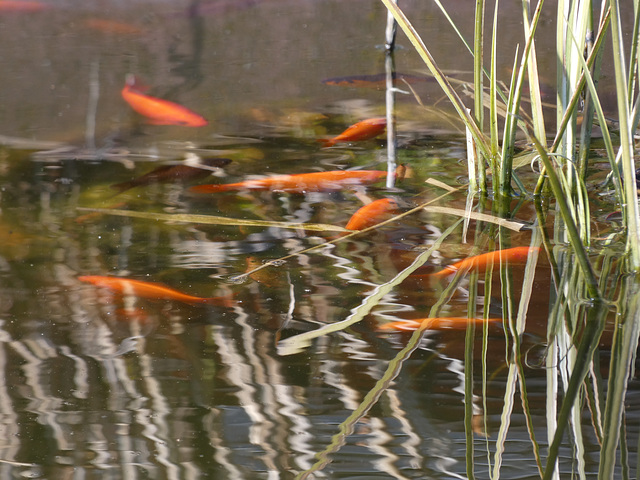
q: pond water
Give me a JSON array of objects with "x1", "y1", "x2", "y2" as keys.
[{"x1": 0, "y1": 0, "x2": 637, "y2": 479}]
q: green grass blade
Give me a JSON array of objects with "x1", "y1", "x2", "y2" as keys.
[
  {"x1": 609, "y1": 0, "x2": 640, "y2": 269},
  {"x1": 527, "y1": 129, "x2": 600, "y2": 299},
  {"x1": 473, "y1": 0, "x2": 485, "y2": 135},
  {"x1": 498, "y1": 0, "x2": 545, "y2": 197},
  {"x1": 521, "y1": 0, "x2": 547, "y2": 142},
  {"x1": 277, "y1": 219, "x2": 463, "y2": 355},
  {"x1": 599, "y1": 277, "x2": 640, "y2": 478},
  {"x1": 378, "y1": 0, "x2": 490, "y2": 157},
  {"x1": 490, "y1": 0, "x2": 500, "y2": 163},
  {"x1": 76, "y1": 207, "x2": 350, "y2": 232}
]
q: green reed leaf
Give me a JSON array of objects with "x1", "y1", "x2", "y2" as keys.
[{"x1": 76, "y1": 207, "x2": 350, "y2": 232}]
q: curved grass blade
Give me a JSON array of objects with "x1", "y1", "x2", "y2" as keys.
[
  {"x1": 76, "y1": 207, "x2": 350, "y2": 232},
  {"x1": 295, "y1": 239, "x2": 472, "y2": 479},
  {"x1": 421, "y1": 205, "x2": 527, "y2": 232},
  {"x1": 526, "y1": 127, "x2": 600, "y2": 300},
  {"x1": 608, "y1": 0, "x2": 640, "y2": 269},
  {"x1": 378, "y1": 0, "x2": 490, "y2": 157},
  {"x1": 277, "y1": 219, "x2": 463, "y2": 355},
  {"x1": 599, "y1": 277, "x2": 640, "y2": 478},
  {"x1": 294, "y1": 318, "x2": 438, "y2": 479},
  {"x1": 239, "y1": 184, "x2": 467, "y2": 283}
]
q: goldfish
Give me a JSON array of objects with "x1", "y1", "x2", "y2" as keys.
[
  {"x1": 345, "y1": 198, "x2": 399, "y2": 231},
  {"x1": 121, "y1": 75, "x2": 208, "y2": 127},
  {"x1": 245, "y1": 257, "x2": 285, "y2": 287},
  {"x1": 378, "y1": 317, "x2": 501, "y2": 331},
  {"x1": 0, "y1": 1, "x2": 50, "y2": 12},
  {"x1": 82, "y1": 18, "x2": 147, "y2": 35},
  {"x1": 419, "y1": 246, "x2": 540, "y2": 279},
  {"x1": 110, "y1": 158, "x2": 231, "y2": 194},
  {"x1": 78, "y1": 275, "x2": 234, "y2": 307},
  {"x1": 189, "y1": 169, "x2": 388, "y2": 194},
  {"x1": 319, "y1": 117, "x2": 386, "y2": 147},
  {"x1": 322, "y1": 72, "x2": 431, "y2": 89}
]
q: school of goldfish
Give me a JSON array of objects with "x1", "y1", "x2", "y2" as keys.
[
  {"x1": 24, "y1": 5, "x2": 545, "y2": 339},
  {"x1": 76, "y1": 66, "x2": 540, "y2": 335}
]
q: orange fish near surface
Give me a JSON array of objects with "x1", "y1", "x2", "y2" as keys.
[
  {"x1": 420, "y1": 246, "x2": 540, "y2": 279},
  {"x1": 121, "y1": 75, "x2": 208, "y2": 127},
  {"x1": 78, "y1": 275, "x2": 233, "y2": 307},
  {"x1": 82, "y1": 18, "x2": 147, "y2": 35},
  {"x1": 378, "y1": 317, "x2": 501, "y2": 331},
  {"x1": 319, "y1": 117, "x2": 386, "y2": 147},
  {"x1": 0, "y1": 1, "x2": 50, "y2": 12},
  {"x1": 345, "y1": 198, "x2": 399, "y2": 231},
  {"x1": 189, "y1": 169, "x2": 388, "y2": 194}
]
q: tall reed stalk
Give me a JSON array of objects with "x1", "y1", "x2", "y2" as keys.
[{"x1": 377, "y1": 0, "x2": 639, "y2": 477}]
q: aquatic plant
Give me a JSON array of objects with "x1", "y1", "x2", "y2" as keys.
[{"x1": 290, "y1": 1, "x2": 640, "y2": 478}]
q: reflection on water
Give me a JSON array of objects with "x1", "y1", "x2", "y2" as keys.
[{"x1": 0, "y1": 0, "x2": 635, "y2": 479}]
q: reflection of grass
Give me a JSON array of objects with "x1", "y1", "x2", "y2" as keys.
[{"x1": 297, "y1": 1, "x2": 640, "y2": 478}]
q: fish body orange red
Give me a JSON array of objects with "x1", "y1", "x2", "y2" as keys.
[
  {"x1": 378, "y1": 317, "x2": 501, "y2": 331},
  {"x1": 345, "y1": 198, "x2": 399, "y2": 231},
  {"x1": 425, "y1": 246, "x2": 540, "y2": 278},
  {"x1": 78, "y1": 275, "x2": 232, "y2": 307},
  {"x1": 121, "y1": 77, "x2": 208, "y2": 127},
  {"x1": 0, "y1": 1, "x2": 50, "y2": 12},
  {"x1": 189, "y1": 169, "x2": 388, "y2": 194},
  {"x1": 320, "y1": 117, "x2": 386, "y2": 147},
  {"x1": 82, "y1": 18, "x2": 146, "y2": 35}
]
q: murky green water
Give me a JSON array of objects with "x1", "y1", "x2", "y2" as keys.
[{"x1": 0, "y1": 1, "x2": 637, "y2": 479}]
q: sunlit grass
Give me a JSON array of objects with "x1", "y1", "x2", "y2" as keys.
[{"x1": 371, "y1": 1, "x2": 640, "y2": 478}]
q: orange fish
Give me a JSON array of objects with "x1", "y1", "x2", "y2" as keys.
[
  {"x1": 378, "y1": 317, "x2": 501, "y2": 331},
  {"x1": 82, "y1": 18, "x2": 147, "y2": 35},
  {"x1": 345, "y1": 198, "x2": 399, "y2": 231},
  {"x1": 110, "y1": 158, "x2": 231, "y2": 194},
  {"x1": 121, "y1": 76, "x2": 208, "y2": 127},
  {"x1": 245, "y1": 256, "x2": 286, "y2": 287},
  {"x1": 79, "y1": 275, "x2": 233, "y2": 307},
  {"x1": 418, "y1": 246, "x2": 540, "y2": 279},
  {"x1": 319, "y1": 117, "x2": 386, "y2": 147},
  {"x1": 189, "y1": 169, "x2": 388, "y2": 194},
  {"x1": 0, "y1": 1, "x2": 50, "y2": 12}
]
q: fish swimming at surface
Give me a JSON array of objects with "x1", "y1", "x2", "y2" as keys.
[
  {"x1": 78, "y1": 275, "x2": 234, "y2": 307},
  {"x1": 417, "y1": 246, "x2": 540, "y2": 279},
  {"x1": 121, "y1": 75, "x2": 208, "y2": 127},
  {"x1": 189, "y1": 169, "x2": 389, "y2": 194},
  {"x1": 344, "y1": 198, "x2": 399, "y2": 231},
  {"x1": 0, "y1": 1, "x2": 50, "y2": 12},
  {"x1": 319, "y1": 117, "x2": 386, "y2": 147}
]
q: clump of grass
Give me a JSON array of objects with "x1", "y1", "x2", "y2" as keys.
[{"x1": 375, "y1": 1, "x2": 640, "y2": 478}]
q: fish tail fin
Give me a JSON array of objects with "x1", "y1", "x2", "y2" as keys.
[
  {"x1": 394, "y1": 164, "x2": 407, "y2": 181},
  {"x1": 204, "y1": 293, "x2": 237, "y2": 307},
  {"x1": 189, "y1": 184, "x2": 229, "y2": 193},
  {"x1": 317, "y1": 138, "x2": 334, "y2": 148}
]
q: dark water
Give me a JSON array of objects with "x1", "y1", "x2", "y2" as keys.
[{"x1": 0, "y1": 1, "x2": 636, "y2": 479}]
